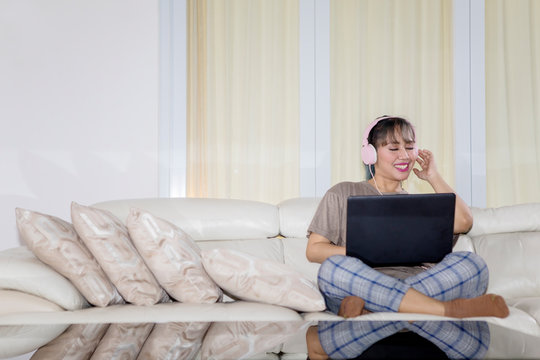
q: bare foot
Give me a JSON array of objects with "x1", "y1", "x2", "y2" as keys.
[
  {"x1": 338, "y1": 296, "x2": 370, "y2": 318},
  {"x1": 444, "y1": 294, "x2": 510, "y2": 318}
]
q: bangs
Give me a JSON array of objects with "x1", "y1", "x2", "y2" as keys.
[
  {"x1": 382, "y1": 125, "x2": 415, "y2": 145},
  {"x1": 369, "y1": 117, "x2": 416, "y2": 148}
]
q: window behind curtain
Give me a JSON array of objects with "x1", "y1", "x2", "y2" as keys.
[
  {"x1": 187, "y1": 0, "x2": 300, "y2": 204},
  {"x1": 186, "y1": 0, "x2": 456, "y2": 203},
  {"x1": 486, "y1": 0, "x2": 540, "y2": 207}
]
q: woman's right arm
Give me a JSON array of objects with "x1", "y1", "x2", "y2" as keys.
[{"x1": 306, "y1": 232, "x2": 346, "y2": 264}]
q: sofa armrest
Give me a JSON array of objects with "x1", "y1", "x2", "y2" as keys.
[{"x1": 0, "y1": 247, "x2": 88, "y2": 311}]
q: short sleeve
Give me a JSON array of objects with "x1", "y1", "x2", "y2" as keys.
[{"x1": 307, "y1": 191, "x2": 345, "y2": 245}]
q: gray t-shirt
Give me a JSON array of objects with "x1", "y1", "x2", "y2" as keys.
[{"x1": 307, "y1": 181, "x2": 429, "y2": 280}]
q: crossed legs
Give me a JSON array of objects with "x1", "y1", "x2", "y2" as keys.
[{"x1": 317, "y1": 251, "x2": 509, "y2": 318}]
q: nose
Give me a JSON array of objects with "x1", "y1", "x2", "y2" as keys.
[{"x1": 399, "y1": 148, "x2": 410, "y2": 159}]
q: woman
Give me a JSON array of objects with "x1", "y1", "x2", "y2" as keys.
[{"x1": 306, "y1": 116, "x2": 509, "y2": 319}]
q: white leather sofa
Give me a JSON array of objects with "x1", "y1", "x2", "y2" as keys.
[{"x1": 1, "y1": 197, "x2": 540, "y2": 359}]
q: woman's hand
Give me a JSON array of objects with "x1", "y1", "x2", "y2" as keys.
[
  {"x1": 412, "y1": 149, "x2": 473, "y2": 234},
  {"x1": 413, "y1": 149, "x2": 439, "y2": 182}
]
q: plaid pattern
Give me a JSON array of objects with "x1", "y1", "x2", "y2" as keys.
[
  {"x1": 318, "y1": 320, "x2": 490, "y2": 359},
  {"x1": 318, "y1": 251, "x2": 489, "y2": 314}
]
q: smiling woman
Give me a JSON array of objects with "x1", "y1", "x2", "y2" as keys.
[{"x1": 305, "y1": 115, "x2": 507, "y2": 321}]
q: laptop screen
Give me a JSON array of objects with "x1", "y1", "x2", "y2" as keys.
[{"x1": 345, "y1": 193, "x2": 456, "y2": 267}]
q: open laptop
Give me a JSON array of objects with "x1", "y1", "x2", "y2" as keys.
[{"x1": 346, "y1": 193, "x2": 456, "y2": 267}]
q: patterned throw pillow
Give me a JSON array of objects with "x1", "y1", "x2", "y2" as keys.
[
  {"x1": 126, "y1": 208, "x2": 222, "y2": 303},
  {"x1": 201, "y1": 248, "x2": 325, "y2": 312},
  {"x1": 71, "y1": 202, "x2": 168, "y2": 306},
  {"x1": 15, "y1": 208, "x2": 122, "y2": 307}
]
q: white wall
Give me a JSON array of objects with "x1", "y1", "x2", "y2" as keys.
[{"x1": 0, "y1": 0, "x2": 161, "y2": 251}]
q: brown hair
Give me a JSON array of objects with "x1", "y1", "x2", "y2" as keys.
[{"x1": 367, "y1": 116, "x2": 416, "y2": 149}]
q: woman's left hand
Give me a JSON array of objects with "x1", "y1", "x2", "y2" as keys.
[
  {"x1": 413, "y1": 149, "x2": 439, "y2": 182},
  {"x1": 413, "y1": 149, "x2": 474, "y2": 233}
]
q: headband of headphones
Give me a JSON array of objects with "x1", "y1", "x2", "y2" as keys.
[{"x1": 361, "y1": 116, "x2": 417, "y2": 165}]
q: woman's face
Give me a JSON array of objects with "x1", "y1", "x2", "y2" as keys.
[{"x1": 374, "y1": 130, "x2": 417, "y2": 182}]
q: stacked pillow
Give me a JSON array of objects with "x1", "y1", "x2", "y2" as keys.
[
  {"x1": 15, "y1": 208, "x2": 123, "y2": 307},
  {"x1": 16, "y1": 203, "x2": 222, "y2": 307},
  {"x1": 70, "y1": 202, "x2": 170, "y2": 305},
  {"x1": 15, "y1": 203, "x2": 325, "y2": 312}
]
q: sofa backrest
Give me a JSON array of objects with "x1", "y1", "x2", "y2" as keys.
[
  {"x1": 93, "y1": 197, "x2": 322, "y2": 282},
  {"x1": 93, "y1": 198, "x2": 287, "y2": 270},
  {"x1": 93, "y1": 198, "x2": 279, "y2": 241},
  {"x1": 278, "y1": 198, "x2": 321, "y2": 282},
  {"x1": 469, "y1": 204, "x2": 540, "y2": 298},
  {"x1": 94, "y1": 197, "x2": 540, "y2": 299}
]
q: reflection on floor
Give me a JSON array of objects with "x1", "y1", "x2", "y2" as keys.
[{"x1": 4, "y1": 320, "x2": 540, "y2": 360}]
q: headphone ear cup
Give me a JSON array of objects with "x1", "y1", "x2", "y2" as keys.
[{"x1": 361, "y1": 144, "x2": 377, "y2": 165}]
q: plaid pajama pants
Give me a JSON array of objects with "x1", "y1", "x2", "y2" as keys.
[
  {"x1": 318, "y1": 320, "x2": 490, "y2": 359},
  {"x1": 318, "y1": 251, "x2": 489, "y2": 314}
]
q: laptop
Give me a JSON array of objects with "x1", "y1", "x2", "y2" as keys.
[{"x1": 346, "y1": 193, "x2": 455, "y2": 267}]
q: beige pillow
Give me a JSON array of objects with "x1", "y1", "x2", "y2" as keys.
[
  {"x1": 201, "y1": 248, "x2": 326, "y2": 312},
  {"x1": 201, "y1": 321, "x2": 308, "y2": 360},
  {"x1": 71, "y1": 202, "x2": 168, "y2": 306},
  {"x1": 31, "y1": 324, "x2": 109, "y2": 360},
  {"x1": 126, "y1": 208, "x2": 222, "y2": 303},
  {"x1": 15, "y1": 208, "x2": 123, "y2": 307},
  {"x1": 138, "y1": 322, "x2": 210, "y2": 360}
]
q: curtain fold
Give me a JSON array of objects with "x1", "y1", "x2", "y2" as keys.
[
  {"x1": 330, "y1": 0, "x2": 454, "y2": 194},
  {"x1": 187, "y1": 0, "x2": 300, "y2": 204},
  {"x1": 486, "y1": 0, "x2": 540, "y2": 207}
]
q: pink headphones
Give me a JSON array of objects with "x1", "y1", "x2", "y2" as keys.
[{"x1": 361, "y1": 116, "x2": 418, "y2": 165}]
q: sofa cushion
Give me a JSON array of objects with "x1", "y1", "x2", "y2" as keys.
[
  {"x1": 0, "y1": 302, "x2": 303, "y2": 325},
  {"x1": 126, "y1": 208, "x2": 222, "y2": 303},
  {"x1": 469, "y1": 204, "x2": 540, "y2": 236},
  {"x1": 282, "y1": 237, "x2": 320, "y2": 283},
  {"x1": 201, "y1": 248, "x2": 326, "y2": 312},
  {"x1": 278, "y1": 197, "x2": 320, "y2": 238},
  {"x1": 0, "y1": 247, "x2": 87, "y2": 311},
  {"x1": 15, "y1": 208, "x2": 122, "y2": 307},
  {"x1": 473, "y1": 232, "x2": 540, "y2": 298},
  {"x1": 506, "y1": 297, "x2": 540, "y2": 325},
  {"x1": 71, "y1": 202, "x2": 168, "y2": 306},
  {"x1": 93, "y1": 198, "x2": 280, "y2": 241}
]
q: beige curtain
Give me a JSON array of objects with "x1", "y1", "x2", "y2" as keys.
[
  {"x1": 330, "y1": 0, "x2": 454, "y2": 194},
  {"x1": 486, "y1": 0, "x2": 540, "y2": 207},
  {"x1": 187, "y1": 0, "x2": 300, "y2": 204}
]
